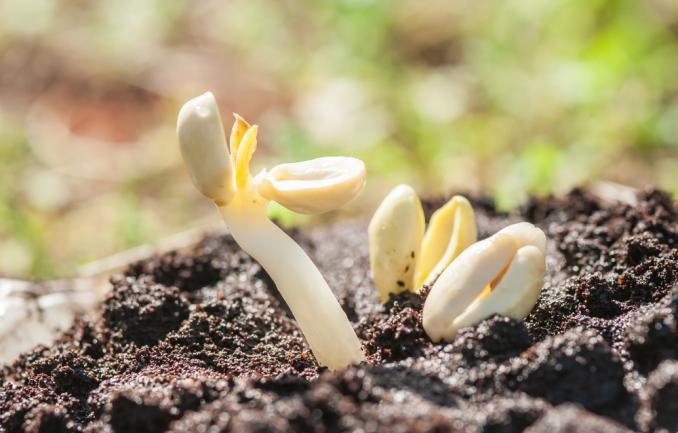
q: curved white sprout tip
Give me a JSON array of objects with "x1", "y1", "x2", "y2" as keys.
[
  {"x1": 422, "y1": 222, "x2": 546, "y2": 342},
  {"x1": 177, "y1": 92, "x2": 234, "y2": 206},
  {"x1": 177, "y1": 93, "x2": 366, "y2": 370}
]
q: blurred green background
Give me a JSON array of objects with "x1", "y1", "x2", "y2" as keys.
[{"x1": 1, "y1": 0, "x2": 677, "y2": 278}]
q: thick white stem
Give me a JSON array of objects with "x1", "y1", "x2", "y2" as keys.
[{"x1": 219, "y1": 195, "x2": 365, "y2": 370}]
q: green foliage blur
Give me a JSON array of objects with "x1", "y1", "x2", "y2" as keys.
[{"x1": 0, "y1": 0, "x2": 677, "y2": 278}]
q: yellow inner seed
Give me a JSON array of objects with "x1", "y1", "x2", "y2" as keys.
[
  {"x1": 475, "y1": 284, "x2": 492, "y2": 302},
  {"x1": 472, "y1": 253, "x2": 514, "y2": 303}
]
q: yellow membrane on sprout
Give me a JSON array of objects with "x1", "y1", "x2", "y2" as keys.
[
  {"x1": 422, "y1": 222, "x2": 546, "y2": 342},
  {"x1": 414, "y1": 195, "x2": 477, "y2": 289},
  {"x1": 368, "y1": 185, "x2": 425, "y2": 301},
  {"x1": 229, "y1": 114, "x2": 250, "y2": 160},
  {"x1": 235, "y1": 125, "x2": 259, "y2": 189}
]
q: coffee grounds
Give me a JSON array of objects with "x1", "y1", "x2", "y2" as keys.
[{"x1": 1, "y1": 188, "x2": 676, "y2": 432}]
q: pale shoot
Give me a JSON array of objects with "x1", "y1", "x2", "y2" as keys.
[{"x1": 177, "y1": 92, "x2": 366, "y2": 370}]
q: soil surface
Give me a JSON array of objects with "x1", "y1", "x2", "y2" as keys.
[{"x1": 1, "y1": 188, "x2": 677, "y2": 433}]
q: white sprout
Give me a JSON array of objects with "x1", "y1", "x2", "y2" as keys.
[{"x1": 177, "y1": 92, "x2": 366, "y2": 370}]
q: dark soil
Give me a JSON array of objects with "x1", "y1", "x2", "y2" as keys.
[{"x1": 1, "y1": 188, "x2": 677, "y2": 432}]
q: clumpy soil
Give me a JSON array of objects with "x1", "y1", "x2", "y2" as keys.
[{"x1": 1, "y1": 188, "x2": 677, "y2": 433}]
